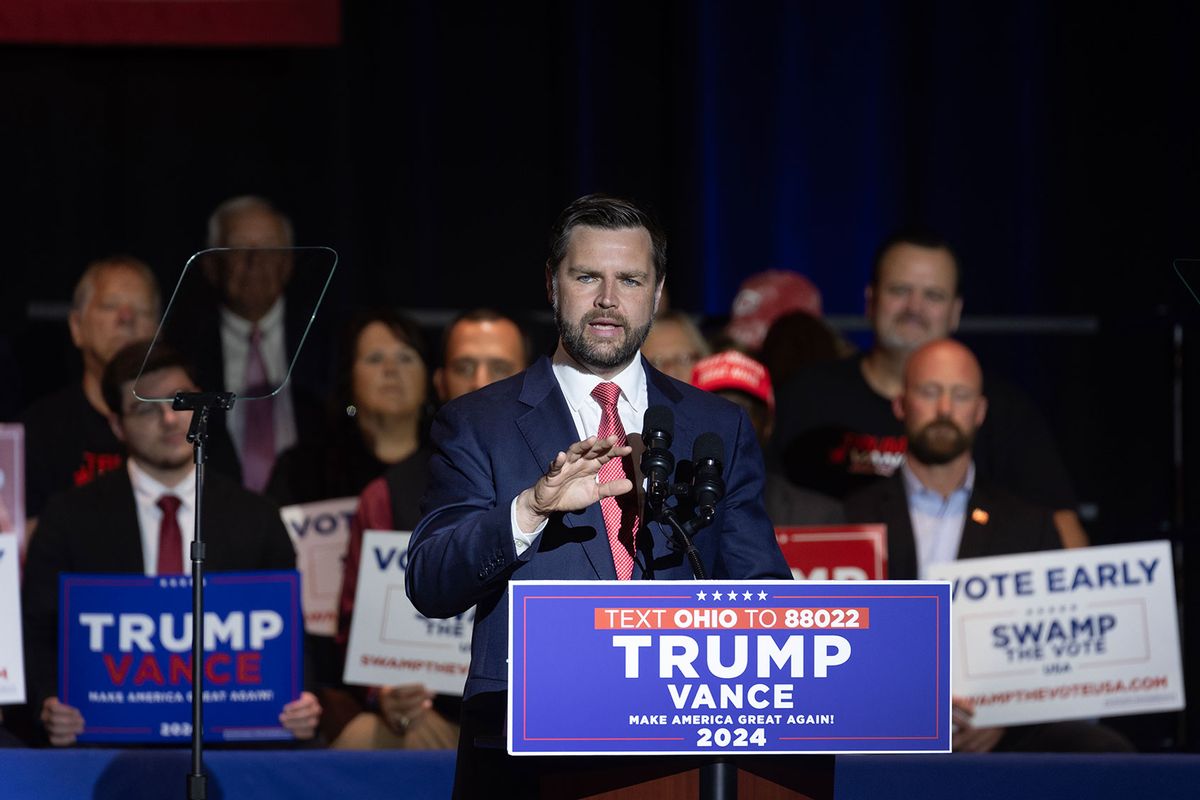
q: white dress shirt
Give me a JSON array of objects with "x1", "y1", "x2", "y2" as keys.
[
  {"x1": 219, "y1": 297, "x2": 298, "y2": 460},
  {"x1": 900, "y1": 461, "x2": 975, "y2": 579},
  {"x1": 128, "y1": 459, "x2": 196, "y2": 577},
  {"x1": 510, "y1": 345, "x2": 649, "y2": 551}
]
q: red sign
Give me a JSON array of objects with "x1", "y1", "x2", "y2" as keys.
[
  {"x1": 0, "y1": 1, "x2": 341, "y2": 47},
  {"x1": 775, "y1": 525, "x2": 888, "y2": 581}
]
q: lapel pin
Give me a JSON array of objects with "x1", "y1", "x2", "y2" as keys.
[{"x1": 971, "y1": 508, "x2": 989, "y2": 525}]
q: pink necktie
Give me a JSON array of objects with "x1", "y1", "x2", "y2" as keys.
[
  {"x1": 591, "y1": 382, "x2": 640, "y2": 580},
  {"x1": 156, "y1": 494, "x2": 184, "y2": 576},
  {"x1": 241, "y1": 326, "x2": 276, "y2": 492}
]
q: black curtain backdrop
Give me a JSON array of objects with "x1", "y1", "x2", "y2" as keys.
[{"x1": 3, "y1": 0, "x2": 1200, "y2": 545}]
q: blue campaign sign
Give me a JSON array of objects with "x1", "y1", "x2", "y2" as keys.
[
  {"x1": 59, "y1": 571, "x2": 302, "y2": 743},
  {"x1": 509, "y1": 580, "x2": 950, "y2": 755}
]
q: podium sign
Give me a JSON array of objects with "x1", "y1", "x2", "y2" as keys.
[
  {"x1": 927, "y1": 541, "x2": 1185, "y2": 727},
  {"x1": 508, "y1": 580, "x2": 950, "y2": 755},
  {"x1": 776, "y1": 525, "x2": 888, "y2": 580},
  {"x1": 60, "y1": 571, "x2": 303, "y2": 743}
]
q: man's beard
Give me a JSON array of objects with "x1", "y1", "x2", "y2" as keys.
[
  {"x1": 554, "y1": 294, "x2": 653, "y2": 373},
  {"x1": 907, "y1": 418, "x2": 973, "y2": 466}
]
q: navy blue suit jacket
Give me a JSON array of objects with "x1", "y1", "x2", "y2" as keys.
[{"x1": 405, "y1": 356, "x2": 790, "y2": 699}]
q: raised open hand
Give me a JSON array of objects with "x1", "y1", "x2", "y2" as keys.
[{"x1": 515, "y1": 435, "x2": 633, "y2": 532}]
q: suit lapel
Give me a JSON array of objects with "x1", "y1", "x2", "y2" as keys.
[
  {"x1": 883, "y1": 476, "x2": 919, "y2": 580},
  {"x1": 515, "y1": 358, "x2": 613, "y2": 579},
  {"x1": 103, "y1": 470, "x2": 147, "y2": 574},
  {"x1": 957, "y1": 482, "x2": 991, "y2": 560}
]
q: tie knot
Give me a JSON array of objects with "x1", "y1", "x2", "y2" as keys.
[
  {"x1": 249, "y1": 326, "x2": 262, "y2": 346},
  {"x1": 591, "y1": 382, "x2": 621, "y2": 410},
  {"x1": 158, "y1": 494, "x2": 182, "y2": 516}
]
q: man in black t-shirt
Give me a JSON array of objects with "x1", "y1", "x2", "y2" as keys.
[
  {"x1": 21, "y1": 256, "x2": 161, "y2": 523},
  {"x1": 770, "y1": 230, "x2": 1087, "y2": 547}
]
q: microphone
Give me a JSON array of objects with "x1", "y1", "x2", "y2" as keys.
[
  {"x1": 640, "y1": 405, "x2": 675, "y2": 506},
  {"x1": 691, "y1": 433, "x2": 726, "y2": 520}
]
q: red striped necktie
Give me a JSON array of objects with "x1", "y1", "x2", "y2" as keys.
[{"x1": 590, "y1": 382, "x2": 640, "y2": 580}]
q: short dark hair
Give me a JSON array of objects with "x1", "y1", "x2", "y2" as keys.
[
  {"x1": 102, "y1": 340, "x2": 197, "y2": 416},
  {"x1": 547, "y1": 194, "x2": 667, "y2": 285},
  {"x1": 439, "y1": 308, "x2": 533, "y2": 368},
  {"x1": 871, "y1": 229, "x2": 961, "y2": 297},
  {"x1": 337, "y1": 309, "x2": 430, "y2": 408}
]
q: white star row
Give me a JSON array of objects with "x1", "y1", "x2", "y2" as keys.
[
  {"x1": 694, "y1": 589, "x2": 770, "y2": 601},
  {"x1": 157, "y1": 577, "x2": 207, "y2": 588}
]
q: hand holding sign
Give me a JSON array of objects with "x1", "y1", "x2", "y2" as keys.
[
  {"x1": 951, "y1": 697, "x2": 1003, "y2": 753},
  {"x1": 379, "y1": 684, "x2": 434, "y2": 735},
  {"x1": 40, "y1": 697, "x2": 85, "y2": 747},
  {"x1": 279, "y1": 691, "x2": 322, "y2": 740}
]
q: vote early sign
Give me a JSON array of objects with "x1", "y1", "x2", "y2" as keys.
[
  {"x1": 59, "y1": 571, "x2": 302, "y2": 743},
  {"x1": 508, "y1": 580, "x2": 950, "y2": 755},
  {"x1": 928, "y1": 541, "x2": 1185, "y2": 727}
]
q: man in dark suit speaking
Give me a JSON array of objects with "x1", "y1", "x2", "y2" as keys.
[
  {"x1": 22, "y1": 341, "x2": 321, "y2": 746},
  {"x1": 405, "y1": 194, "x2": 790, "y2": 794}
]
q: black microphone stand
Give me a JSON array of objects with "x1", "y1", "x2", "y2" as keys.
[
  {"x1": 644, "y1": 472, "x2": 730, "y2": 795},
  {"x1": 644, "y1": 481, "x2": 718, "y2": 582},
  {"x1": 173, "y1": 390, "x2": 235, "y2": 800}
]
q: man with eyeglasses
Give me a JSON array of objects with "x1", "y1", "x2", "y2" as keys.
[{"x1": 21, "y1": 341, "x2": 320, "y2": 746}]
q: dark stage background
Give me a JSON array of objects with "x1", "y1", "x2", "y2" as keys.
[
  {"x1": 1, "y1": 0, "x2": 1200, "y2": 749},
  {"x1": 3, "y1": 4, "x2": 1200, "y2": 722}
]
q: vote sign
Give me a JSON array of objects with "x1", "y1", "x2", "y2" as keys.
[
  {"x1": 0, "y1": 424, "x2": 24, "y2": 545},
  {"x1": 343, "y1": 531, "x2": 472, "y2": 695},
  {"x1": 776, "y1": 524, "x2": 887, "y2": 580},
  {"x1": 0, "y1": 533, "x2": 24, "y2": 703},
  {"x1": 509, "y1": 580, "x2": 950, "y2": 755},
  {"x1": 279, "y1": 497, "x2": 355, "y2": 636},
  {"x1": 927, "y1": 541, "x2": 1185, "y2": 727},
  {"x1": 60, "y1": 571, "x2": 302, "y2": 743}
]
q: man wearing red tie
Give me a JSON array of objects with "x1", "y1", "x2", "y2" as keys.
[
  {"x1": 405, "y1": 194, "x2": 789, "y2": 796},
  {"x1": 21, "y1": 341, "x2": 321, "y2": 746}
]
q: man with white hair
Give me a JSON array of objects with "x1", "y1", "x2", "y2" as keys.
[
  {"x1": 170, "y1": 195, "x2": 326, "y2": 492},
  {"x1": 21, "y1": 256, "x2": 160, "y2": 522}
]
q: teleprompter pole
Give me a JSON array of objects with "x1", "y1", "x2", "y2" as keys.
[{"x1": 174, "y1": 391, "x2": 235, "y2": 800}]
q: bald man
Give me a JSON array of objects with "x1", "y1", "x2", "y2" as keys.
[
  {"x1": 846, "y1": 339, "x2": 1131, "y2": 753},
  {"x1": 846, "y1": 339, "x2": 1059, "y2": 579},
  {"x1": 771, "y1": 231, "x2": 1088, "y2": 549}
]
